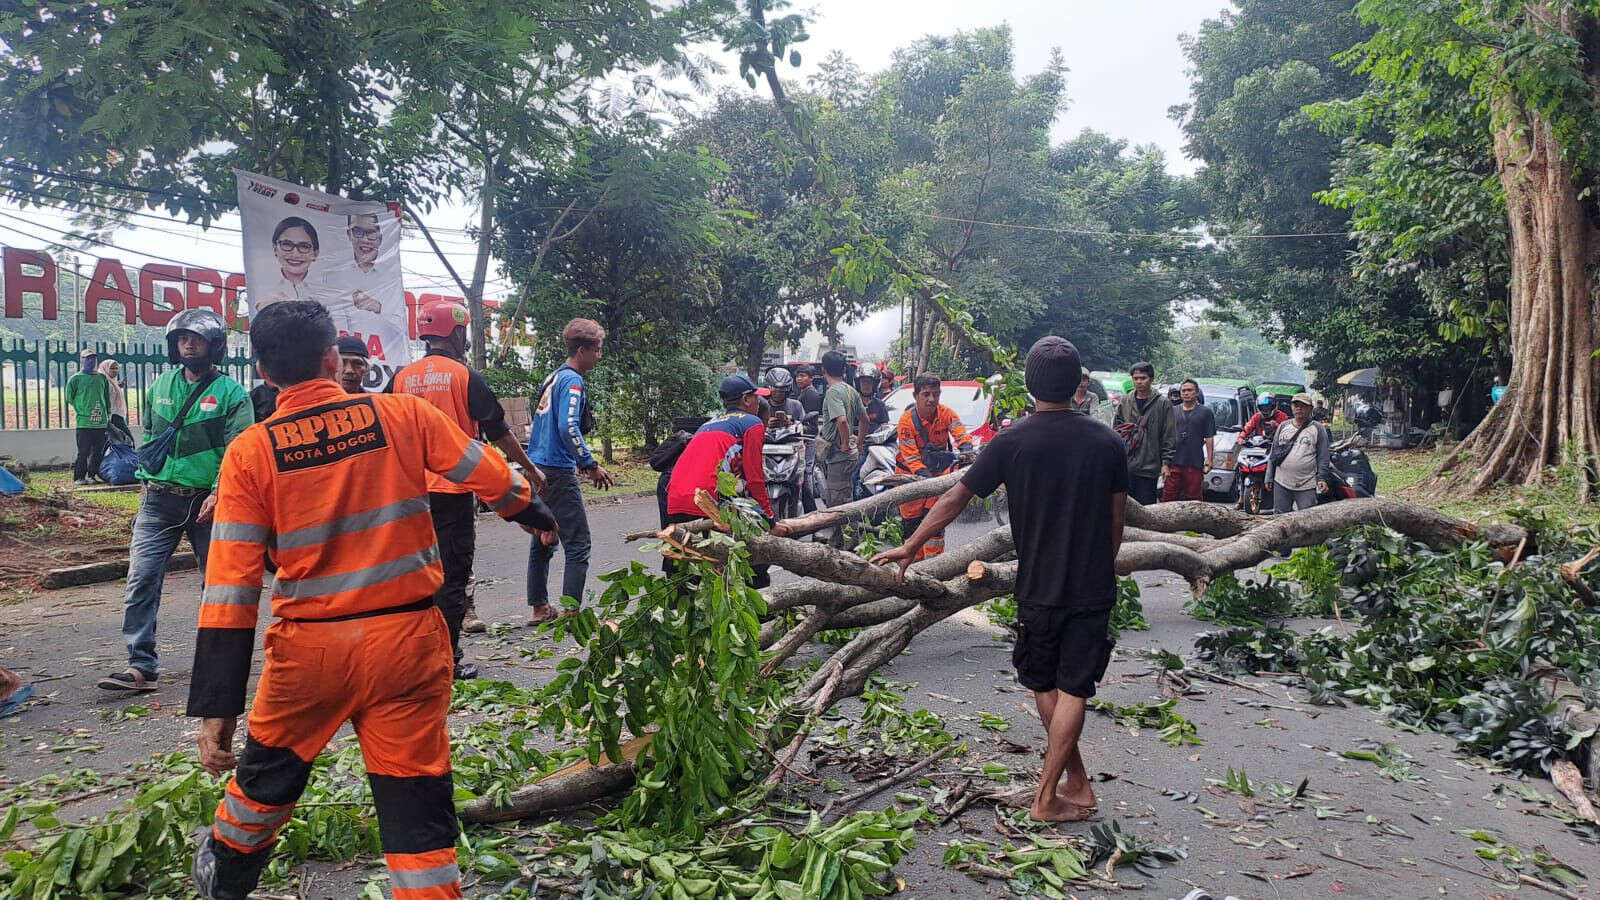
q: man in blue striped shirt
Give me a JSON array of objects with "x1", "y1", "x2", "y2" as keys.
[{"x1": 526, "y1": 318, "x2": 613, "y2": 624}]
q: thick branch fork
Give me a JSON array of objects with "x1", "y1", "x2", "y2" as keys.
[{"x1": 466, "y1": 495, "x2": 1525, "y2": 823}]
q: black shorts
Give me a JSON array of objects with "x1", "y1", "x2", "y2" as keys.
[{"x1": 1011, "y1": 604, "x2": 1115, "y2": 697}]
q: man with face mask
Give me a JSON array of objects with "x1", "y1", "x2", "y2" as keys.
[
  {"x1": 99, "y1": 309, "x2": 253, "y2": 693},
  {"x1": 391, "y1": 301, "x2": 544, "y2": 679}
]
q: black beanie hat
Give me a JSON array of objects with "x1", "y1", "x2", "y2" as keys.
[{"x1": 1024, "y1": 336, "x2": 1081, "y2": 403}]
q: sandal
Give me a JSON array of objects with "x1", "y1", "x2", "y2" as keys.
[
  {"x1": 0, "y1": 683, "x2": 34, "y2": 718},
  {"x1": 97, "y1": 669, "x2": 158, "y2": 692}
]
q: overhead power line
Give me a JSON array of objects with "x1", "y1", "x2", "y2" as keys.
[
  {"x1": 0, "y1": 187, "x2": 516, "y2": 288},
  {"x1": 0, "y1": 211, "x2": 515, "y2": 296},
  {"x1": 3, "y1": 160, "x2": 1356, "y2": 244},
  {"x1": 0, "y1": 161, "x2": 583, "y2": 240},
  {"x1": 4, "y1": 179, "x2": 491, "y2": 253},
  {"x1": 914, "y1": 212, "x2": 1350, "y2": 241}
]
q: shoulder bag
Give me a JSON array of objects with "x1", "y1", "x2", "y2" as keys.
[
  {"x1": 910, "y1": 410, "x2": 959, "y2": 473},
  {"x1": 1114, "y1": 400, "x2": 1151, "y2": 457},
  {"x1": 1269, "y1": 422, "x2": 1302, "y2": 468},
  {"x1": 136, "y1": 371, "x2": 220, "y2": 475}
]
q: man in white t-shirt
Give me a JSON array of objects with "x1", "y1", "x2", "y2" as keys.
[{"x1": 322, "y1": 214, "x2": 411, "y2": 368}]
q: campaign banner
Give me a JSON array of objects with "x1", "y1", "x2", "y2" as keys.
[{"x1": 235, "y1": 170, "x2": 412, "y2": 389}]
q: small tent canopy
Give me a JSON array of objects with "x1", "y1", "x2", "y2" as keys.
[{"x1": 1336, "y1": 367, "x2": 1380, "y2": 388}]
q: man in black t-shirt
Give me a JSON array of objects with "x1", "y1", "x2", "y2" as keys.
[{"x1": 872, "y1": 336, "x2": 1127, "y2": 823}]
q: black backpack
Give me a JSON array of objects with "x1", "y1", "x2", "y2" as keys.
[{"x1": 649, "y1": 430, "x2": 694, "y2": 472}]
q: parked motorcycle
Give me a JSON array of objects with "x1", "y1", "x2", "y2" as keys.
[
  {"x1": 855, "y1": 422, "x2": 907, "y2": 503},
  {"x1": 1234, "y1": 433, "x2": 1271, "y2": 514},
  {"x1": 1346, "y1": 399, "x2": 1385, "y2": 445},
  {"x1": 763, "y1": 418, "x2": 811, "y2": 520},
  {"x1": 1319, "y1": 437, "x2": 1378, "y2": 502}
]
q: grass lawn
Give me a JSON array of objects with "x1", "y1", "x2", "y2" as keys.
[
  {"x1": 1368, "y1": 445, "x2": 1600, "y2": 531},
  {"x1": 580, "y1": 450, "x2": 658, "y2": 499},
  {"x1": 29, "y1": 469, "x2": 143, "y2": 519}
]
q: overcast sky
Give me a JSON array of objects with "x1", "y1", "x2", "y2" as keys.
[
  {"x1": 791, "y1": 0, "x2": 1218, "y2": 174},
  {"x1": 2, "y1": 0, "x2": 1228, "y2": 356},
  {"x1": 788, "y1": 0, "x2": 1224, "y2": 354}
]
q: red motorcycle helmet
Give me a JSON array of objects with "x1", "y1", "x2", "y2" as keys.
[{"x1": 416, "y1": 300, "x2": 470, "y2": 339}]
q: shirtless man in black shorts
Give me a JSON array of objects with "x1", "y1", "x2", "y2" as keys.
[{"x1": 873, "y1": 336, "x2": 1127, "y2": 821}]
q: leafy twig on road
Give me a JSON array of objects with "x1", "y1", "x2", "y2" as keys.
[{"x1": 819, "y1": 744, "x2": 957, "y2": 821}]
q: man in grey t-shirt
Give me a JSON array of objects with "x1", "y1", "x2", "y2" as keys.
[
  {"x1": 1266, "y1": 393, "x2": 1330, "y2": 513},
  {"x1": 817, "y1": 351, "x2": 865, "y2": 545}
]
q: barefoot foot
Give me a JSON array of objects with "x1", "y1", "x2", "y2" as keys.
[{"x1": 1028, "y1": 794, "x2": 1097, "y2": 823}]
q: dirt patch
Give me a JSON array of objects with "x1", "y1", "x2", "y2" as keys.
[{"x1": 0, "y1": 493, "x2": 131, "y2": 593}]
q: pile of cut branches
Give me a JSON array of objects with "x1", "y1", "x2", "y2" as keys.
[{"x1": 1194, "y1": 524, "x2": 1600, "y2": 781}]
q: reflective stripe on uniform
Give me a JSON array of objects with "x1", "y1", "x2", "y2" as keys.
[
  {"x1": 443, "y1": 442, "x2": 485, "y2": 484},
  {"x1": 225, "y1": 792, "x2": 292, "y2": 828},
  {"x1": 211, "y1": 521, "x2": 272, "y2": 545},
  {"x1": 488, "y1": 470, "x2": 527, "y2": 513},
  {"x1": 274, "y1": 496, "x2": 431, "y2": 551},
  {"x1": 202, "y1": 584, "x2": 261, "y2": 606},
  {"x1": 213, "y1": 817, "x2": 276, "y2": 850},
  {"x1": 273, "y1": 545, "x2": 441, "y2": 600},
  {"x1": 390, "y1": 863, "x2": 462, "y2": 890}
]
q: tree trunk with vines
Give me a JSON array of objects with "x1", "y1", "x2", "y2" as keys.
[{"x1": 1436, "y1": 15, "x2": 1600, "y2": 497}]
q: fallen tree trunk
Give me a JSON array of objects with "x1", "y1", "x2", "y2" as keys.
[
  {"x1": 642, "y1": 496, "x2": 1526, "y2": 655},
  {"x1": 488, "y1": 492, "x2": 1529, "y2": 822},
  {"x1": 772, "y1": 470, "x2": 965, "y2": 539}
]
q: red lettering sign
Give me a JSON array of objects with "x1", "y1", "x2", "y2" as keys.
[
  {"x1": 138, "y1": 263, "x2": 186, "y2": 327},
  {"x1": 185, "y1": 267, "x2": 226, "y2": 317},
  {"x1": 2, "y1": 247, "x2": 57, "y2": 320},
  {"x1": 5, "y1": 245, "x2": 499, "y2": 332},
  {"x1": 83, "y1": 257, "x2": 136, "y2": 325}
]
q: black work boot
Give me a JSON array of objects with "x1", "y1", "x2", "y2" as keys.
[{"x1": 191, "y1": 827, "x2": 268, "y2": 900}]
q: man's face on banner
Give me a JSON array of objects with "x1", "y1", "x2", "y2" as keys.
[{"x1": 348, "y1": 214, "x2": 382, "y2": 268}]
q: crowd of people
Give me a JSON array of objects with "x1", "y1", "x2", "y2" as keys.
[
  {"x1": 28, "y1": 310, "x2": 1353, "y2": 895},
  {"x1": 1105, "y1": 362, "x2": 1334, "y2": 513}
]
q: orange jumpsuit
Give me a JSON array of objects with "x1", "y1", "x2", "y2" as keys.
[
  {"x1": 895, "y1": 404, "x2": 972, "y2": 559},
  {"x1": 391, "y1": 349, "x2": 515, "y2": 662},
  {"x1": 185, "y1": 379, "x2": 554, "y2": 900}
]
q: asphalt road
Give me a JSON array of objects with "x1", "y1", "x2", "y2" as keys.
[{"x1": 2, "y1": 494, "x2": 1595, "y2": 898}]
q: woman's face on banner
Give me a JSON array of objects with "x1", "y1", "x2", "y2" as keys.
[{"x1": 274, "y1": 225, "x2": 318, "y2": 279}]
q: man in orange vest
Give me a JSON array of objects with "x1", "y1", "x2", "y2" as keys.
[
  {"x1": 391, "y1": 300, "x2": 545, "y2": 679},
  {"x1": 894, "y1": 373, "x2": 974, "y2": 559},
  {"x1": 187, "y1": 300, "x2": 555, "y2": 900}
]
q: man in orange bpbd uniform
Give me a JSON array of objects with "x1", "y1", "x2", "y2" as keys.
[
  {"x1": 894, "y1": 373, "x2": 974, "y2": 559},
  {"x1": 186, "y1": 301, "x2": 555, "y2": 900},
  {"x1": 391, "y1": 300, "x2": 545, "y2": 679}
]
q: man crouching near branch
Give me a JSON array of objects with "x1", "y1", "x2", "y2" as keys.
[{"x1": 872, "y1": 336, "x2": 1127, "y2": 822}]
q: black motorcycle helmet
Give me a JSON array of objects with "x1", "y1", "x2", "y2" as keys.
[{"x1": 166, "y1": 308, "x2": 228, "y2": 366}]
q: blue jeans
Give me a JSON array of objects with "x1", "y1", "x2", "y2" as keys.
[
  {"x1": 527, "y1": 467, "x2": 591, "y2": 608},
  {"x1": 122, "y1": 485, "x2": 211, "y2": 675}
]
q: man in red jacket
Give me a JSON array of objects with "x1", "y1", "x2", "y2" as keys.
[
  {"x1": 666, "y1": 374, "x2": 775, "y2": 526},
  {"x1": 1239, "y1": 393, "x2": 1288, "y2": 442}
]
